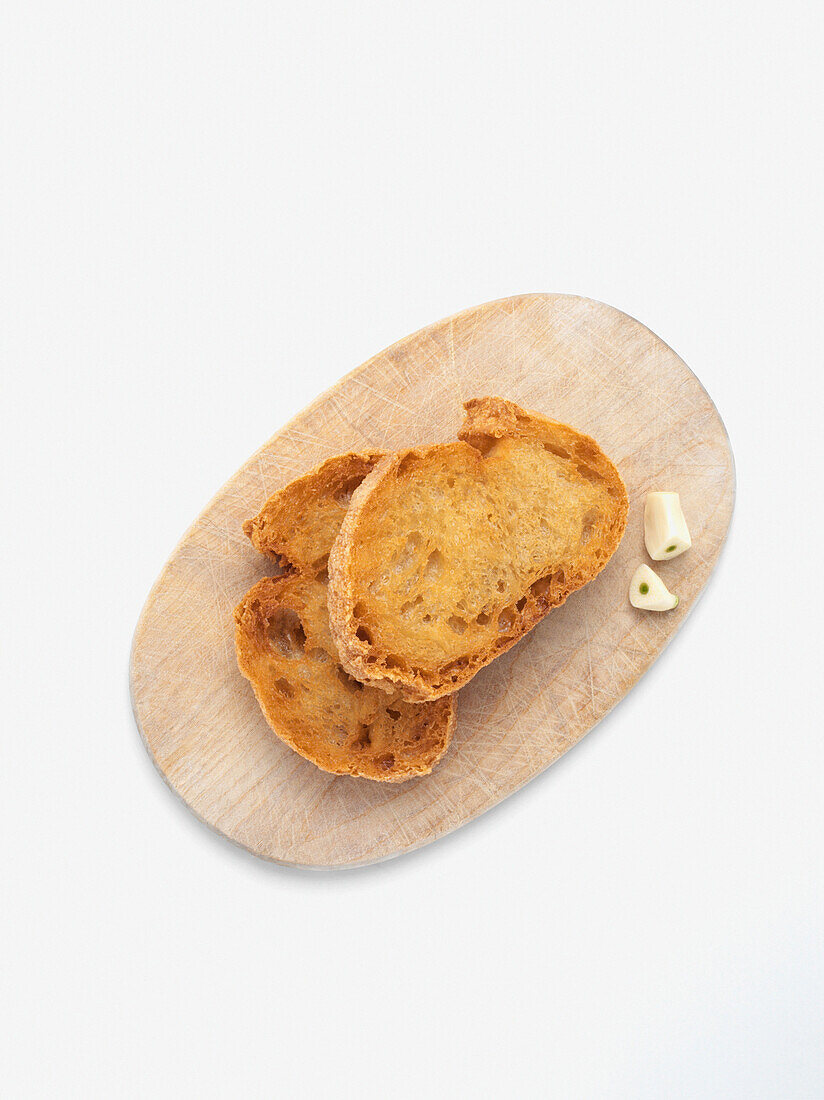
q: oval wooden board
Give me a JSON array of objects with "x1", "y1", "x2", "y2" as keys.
[{"x1": 131, "y1": 294, "x2": 734, "y2": 869}]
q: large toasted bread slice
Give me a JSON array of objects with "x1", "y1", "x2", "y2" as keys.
[
  {"x1": 327, "y1": 398, "x2": 628, "y2": 701},
  {"x1": 235, "y1": 453, "x2": 455, "y2": 782}
]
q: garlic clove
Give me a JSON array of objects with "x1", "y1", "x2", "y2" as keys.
[
  {"x1": 629, "y1": 564, "x2": 679, "y2": 611},
  {"x1": 644, "y1": 491, "x2": 691, "y2": 560}
]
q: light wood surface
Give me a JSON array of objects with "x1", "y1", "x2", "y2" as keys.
[{"x1": 130, "y1": 294, "x2": 735, "y2": 868}]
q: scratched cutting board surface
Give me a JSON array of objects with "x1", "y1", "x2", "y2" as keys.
[{"x1": 130, "y1": 294, "x2": 735, "y2": 868}]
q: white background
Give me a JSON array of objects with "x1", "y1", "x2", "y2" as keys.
[{"x1": 2, "y1": 2, "x2": 822, "y2": 1097}]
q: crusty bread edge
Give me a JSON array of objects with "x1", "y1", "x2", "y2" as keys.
[
  {"x1": 327, "y1": 399, "x2": 629, "y2": 702},
  {"x1": 327, "y1": 452, "x2": 410, "y2": 693}
]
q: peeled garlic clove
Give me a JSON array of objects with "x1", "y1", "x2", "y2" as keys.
[
  {"x1": 629, "y1": 564, "x2": 679, "y2": 611},
  {"x1": 644, "y1": 491, "x2": 691, "y2": 560}
]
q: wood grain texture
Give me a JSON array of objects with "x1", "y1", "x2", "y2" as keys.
[{"x1": 130, "y1": 294, "x2": 735, "y2": 868}]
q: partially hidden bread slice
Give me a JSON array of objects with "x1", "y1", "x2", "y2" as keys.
[
  {"x1": 235, "y1": 452, "x2": 455, "y2": 782},
  {"x1": 243, "y1": 451, "x2": 382, "y2": 574},
  {"x1": 327, "y1": 398, "x2": 629, "y2": 702},
  {"x1": 235, "y1": 573, "x2": 455, "y2": 782}
]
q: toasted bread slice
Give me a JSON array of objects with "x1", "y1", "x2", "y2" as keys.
[
  {"x1": 327, "y1": 398, "x2": 628, "y2": 701},
  {"x1": 235, "y1": 573, "x2": 455, "y2": 781},
  {"x1": 235, "y1": 452, "x2": 455, "y2": 782}
]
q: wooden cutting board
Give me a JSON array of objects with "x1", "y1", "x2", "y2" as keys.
[{"x1": 130, "y1": 294, "x2": 735, "y2": 868}]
